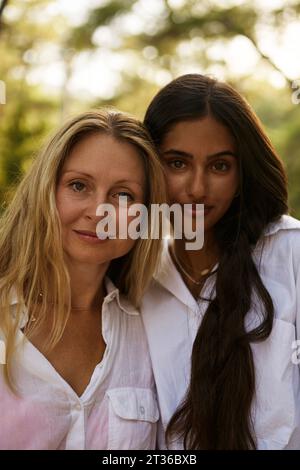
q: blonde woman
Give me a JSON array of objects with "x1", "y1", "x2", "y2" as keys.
[{"x1": 0, "y1": 109, "x2": 166, "y2": 450}]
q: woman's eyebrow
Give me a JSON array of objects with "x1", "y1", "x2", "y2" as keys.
[
  {"x1": 63, "y1": 170, "x2": 94, "y2": 178},
  {"x1": 162, "y1": 149, "x2": 193, "y2": 158},
  {"x1": 114, "y1": 179, "x2": 144, "y2": 189},
  {"x1": 162, "y1": 149, "x2": 237, "y2": 159},
  {"x1": 207, "y1": 151, "x2": 237, "y2": 159},
  {"x1": 62, "y1": 171, "x2": 143, "y2": 188}
]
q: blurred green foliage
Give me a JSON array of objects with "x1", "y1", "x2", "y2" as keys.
[{"x1": 0, "y1": 0, "x2": 299, "y2": 216}]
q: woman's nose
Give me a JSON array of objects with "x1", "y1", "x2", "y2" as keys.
[
  {"x1": 85, "y1": 192, "x2": 109, "y2": 221},
  {"x1": 187, "y1": 168, "x2": 206, "y2": 200}
]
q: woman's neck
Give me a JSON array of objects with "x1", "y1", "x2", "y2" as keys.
[
  {"x1": 173, "y1": 231, "x2": 219, "y2": 277},
  {"x1": 66, "y1": 259, "x2": 109, "y2": 314}
]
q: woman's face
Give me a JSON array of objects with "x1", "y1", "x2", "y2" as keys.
[
  {"x1": 160, "y1": 115, "x2": 239, "y2": 234},
  {"x1": 56, "y1": 132, "x2": 145, "y2": 269}
]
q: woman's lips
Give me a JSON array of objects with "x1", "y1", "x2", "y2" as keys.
[
  {"x1": 182, "y1": 204, "x2": 213, "y2": 217},
  {"x1": 73, "y1": 229, "x2": 109, "y2": 243}
]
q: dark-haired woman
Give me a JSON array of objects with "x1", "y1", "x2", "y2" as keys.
[{"x1": 141, "y1": 74, "x2": 300, "y2": 450}]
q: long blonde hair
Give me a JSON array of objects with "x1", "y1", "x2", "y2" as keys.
[{"x1": 0, "y1": 109, "x2": 166, "y2": 386}]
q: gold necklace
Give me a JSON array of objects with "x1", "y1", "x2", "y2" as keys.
[{"x1": 170, "y1": 246, "x2": 215, "y2": 285}]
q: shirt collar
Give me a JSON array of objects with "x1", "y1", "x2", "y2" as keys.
[
  {"x1": 263, "y1": 214, "x2": 300, "y2": 236},
  {"x1": 104, "y1": 277, "x2": 139, "y2": 316}
]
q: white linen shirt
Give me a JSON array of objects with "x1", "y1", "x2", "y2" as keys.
[
  {"x1": 0, "y1": 278, "x2": 159, "y2": 450},
  {"x1": 141, "y1": 215, "x2": 300, "y2": 450}
]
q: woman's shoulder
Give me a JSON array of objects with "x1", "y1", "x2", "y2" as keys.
[
  {"x1": 263, "y1": 214, "x2": 300, "y2": 238},
  {"x1": 262, "y1": 215, "x2": 300, "y2": 251},
  {"x1": 256, "y1": 215, "x2": 300, "y2": 276}
]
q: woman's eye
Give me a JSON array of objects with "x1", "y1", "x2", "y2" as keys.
[
  {"x1": 115, "y1": 192, "x2": 134, "y2": 202},
  {"x1": 169, "y1": 160, "x2": 186, "y2": 169},
  {"x1": 70, "y1": 181, "x2": 86, "y2": 192},
  {"x1": 211, "y1": 161, "x2": 230, "y2": 172}
]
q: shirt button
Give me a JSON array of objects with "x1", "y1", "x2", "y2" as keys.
[
  {"x1": 75, "y1": 403, "x2": 82, "y2": 411},
  {"x1": 139, "y1": 406, "x2": 145, "y2": 415}
]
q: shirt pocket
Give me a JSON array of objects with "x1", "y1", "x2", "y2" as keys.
[{"x1": 106, "y1": 387, "x2": 159, "y2": 450}]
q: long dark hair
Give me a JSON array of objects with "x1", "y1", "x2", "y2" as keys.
[{"x1": 144, "y1": 74, "x2": 288, "y2": 449}]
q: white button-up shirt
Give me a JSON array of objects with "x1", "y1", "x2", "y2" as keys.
[
  {"x1": 142, "y1": 215, "x2": 300, "y2": 449},
  {"x1": 0, "y1": 278, "x2": 159, "y2": 450}
]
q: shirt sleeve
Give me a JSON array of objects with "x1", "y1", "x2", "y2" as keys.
[
  {"x1": 286, "y1": 238, "x2": 300, "y2": 448},
  {"x1": 293, "y1": 232, "x2": 300, "y2": 345},
  {"x1": 295, "y1": 264, "x2": 300, "y2": 368}
]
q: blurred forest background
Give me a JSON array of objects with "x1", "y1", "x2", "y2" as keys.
[{"x1": 0, "y1": 0, "x2": 300, "y2": 216}]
